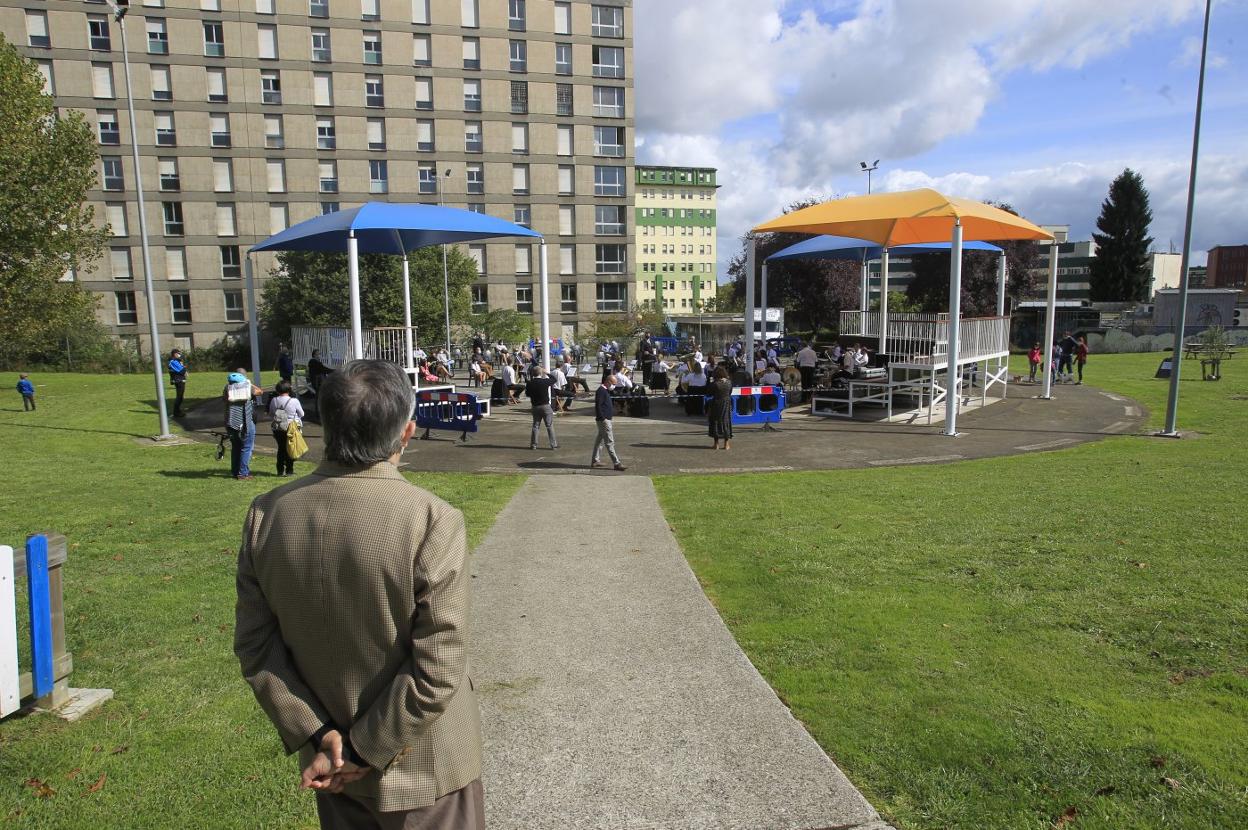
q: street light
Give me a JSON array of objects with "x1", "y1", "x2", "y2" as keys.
[
  {"x1": 438, "y1": 168, "x2": 453, "y2": 366},
  {"x1": 106, "y1": 0, "x2": 173, "y2": 440},
  {"x1": 859, "y1": 159, "x2": 880, "y2": 194}
]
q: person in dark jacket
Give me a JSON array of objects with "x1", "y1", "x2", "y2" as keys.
[
  {"x1": 168, "y1": 349, "x2": 188, "y2": 417},
  {"x1": 525, "y1": 365, "x2": 558, "y2": 451},
  {"x1": 707, "y1": 367, "x2": 734, "y2": 450},
  {"x1": 276, "y1": 346, "x2": 294, "y2": 384},
  {"x1": 591, "y1": 373, "x2": 626, "y2": 471}
]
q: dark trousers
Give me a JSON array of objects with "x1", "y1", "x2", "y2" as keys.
[
  {"x1": 172, "y1": 381, "x2": 186, "y2": 416},
  {"x1": 229, "y1": 432, "x2": 244, "y2": 477},
  {"x1": 316, "y1": 779, "x2": 484, "y2": 830},
  {"x1": 640, "y1": 360, "x2": 654, "y2": 385},
  {"x1": 799, "y1": 366, "x2": 815, "y2": 401},
  {"x1": 22, "y1": 394, "x2": 35, "y2": 411},
  {"x1": 273, "y1": 429, "x2": 293, "y2": 475}
]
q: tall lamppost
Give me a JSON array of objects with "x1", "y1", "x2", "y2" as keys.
[
  {"x1": 859, "y1": 159, "x2": 880, "y2": 194},
  {"x1": 106, "y1": 0, "x2": 172, "y2": 439},
  {"x1": 438, "y1": 168, "x2": 453, "y2": 363}
]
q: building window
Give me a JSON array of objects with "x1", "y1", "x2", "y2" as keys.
[
  {"x1": 314, "y1": 73, "x2": 334, "y2": 106},
  {"x1": 261, "y1": 70, "x2": 282, "y2": 104},
  {"x1": 364, "y1": 31, "x2": 383, "y2": 65},
  {"x1": 266, "y1": 160, "x2": 286, "y2": 193},
  {"x1": 462, "y1": 37, "x2": 480, "y2": 69},
  {"x1": 110, "y1": 247, "x2": 132, "y2": 280},
  {"x1": 311, "y1": 28, "x2": 330, "y2": 62},
  {"x1": 596, "y1": 281, "x2": 626, "y2": 310},
  {"x1": 592, "y1": 45, "x2": 624, "y2": 78},
  {"x1": 257, "y1": 0, "x2": 275, "y2": 14},
  {"x1": 512, "y1": 164, "x2": 529, "y2": 195},
  {"x1": 210, "y1": 113, "x2": 231, "y2": 147},
  {"x1": 269, "y1": 203, "x2": 289, "y2": 234},
  {"x1": 203, "y1": 21, "x2": 225, "y2": 57},
  {"x1": 97, "y1": 110, "x2": 120, "y2": 145},
  {"x1": 170, "y1": 292, "x2": 192, "y2": 325},
  {"x1": 202, "y1": 0, "x2": 222, "y2": 11},
  {"x1": 560, "y1": 282, "x2": 577, "y2": 312},
  {"x1": 221, "y1": 245, "x2": 242, "y2": 279},
  {"x1": 593, "y1": 86, "x2": 624, "y2": 117},
  {"x1": 158, "y1": 156, "x2": 180, "y2": 189},
  {"x1": 461, "y1": 0, "x2": 479, "y2": 28},
  {"x1": 88, "y1": 16, "x2": 112, "y2": 51},
  {"x1": 264, "y1": 114, "x2": 284, "y2": 148},
  {"x1": 26, "y1": 11, "x2": 50, "y2": 48},
  {"x1": 464, "y1": 121, "x2": 483, "y2": 153},
  {"x1": 102, "y1": 157, "x2": 124, "y2": 191},
  {"x1": 370, "y1": 160, "x2": 389, "y2": 194},
  {"x1": 319, "y1": 161, "x2": 338, "y2": 193},
  {"x1": 154, "y1": 111, "x2": 176, "y2": 146},
  {"x1": 317, "y1": 116, "x2": 336, "y2": 149},
  {"x1": 596, "y1": 245, "x2": 625, "y2": 275},
  {"x1": 467, "y1": 203, "x2": 485, "y2": 214},
  {"x1": 560, "y1": 247, "x2": 576, "y2": 279},
  {"x1": 147, "y1": 18, "x2": 169, "y2": 54},
  {"x1": 509, "y1": 40, "x2": 527, "y2": 73},
  {"x1": 258, "y1": 25, "x2": 278, "y2": 60},
  {"x1": 92, "y1": 63, "x2": 115, "y2": 99},
  {"x1": 592, "y1": 5, "x2": 623, "y2": 38},
  {"x1": 463, "y1": 80, "x2": 481, "y2": 112},
  {"x1": 555, "y1": 43, "x2": 572, "y2": 75},
  {"x1": 213, "y1": 157, "x2": 236, "y2": 193},
  {"x1": 594, "y1": 125, "x2": 624, "y2": 157},
  {"x1": 554, "y1": 2, "x2": 572, "y2": 35},
  {"x1": 556, "y1": 124, "x2": 573, "y2": 156},
  {"x1": 512, "y1": 123, "x2": 529, "y2": 154},
  {"x1": 106, "y1": 203, "x2": 128, "y2": 236},
  {"x1": 365, "y1": 75, "x2": 384, "y2": 107},
  {"x1": 508, "y1": 0, "x2": 526, "y2": 31},
  {"x1": 466, "y1": 163, "x2": 484, "y2": 195},
  {"x1": 412, "y1": 33, "x2": 429, "y2": 66},
  {"x1": 471, "y1": 285, "x2": 487, "y2": 313},
  {"x1": 468, "y1": 244, "x2": 486, "y2": 275},
  {"x1": 415, "y1": 77, "x2": 433, "y2": 110},
  {"x1": 367, "y1": 118, "x2": 387, "y2": 150},
  {"x1": 166, "y1": 246, "x2": 186, "y2": 280},
  {"x1": 224, "y1": 290, "x2": 245, "y2": 322},
  {"x1": 594, "y1": 166, "x2": 625, "y2": 196},
  {"x1": 413, "y1": 0, "x2": 430, "y2": 25},
  {"x1": 558, "y1": 165, "x2": 574, "y2": 195},
  {"x1": 514, "y1": 204, "x2": 531, "y2": 227},
  {"x1": 418, "y1": 163, "x2": 437, "y2": 194},
  {"x1": 35, "y1": 61, "x2": 55, "y2": 95},
  {"x1": 510, "y1": 81, "x2": 528, "y2": 114},
  {"x1": 321, "y1": 201, "x2": 339, "y2": 214},
  {"x1": 556, "y1": 83, "x2": 573, "y2": 116},
  {"x1": 205, "y1": 66, "x2": 225, "y2": 102},
  {"x1": 115, "y1": 292, "x2": 138, "y2": 325},
  {"x1": 559, "y1": 205, "x2": 575, "y2": 235},
  {"x1": 216, "y1": 202, "x2": 237, "y2": 236},
  {"x1": 595, "y1": 205, "x2": 625, "y2": 235},
  {"x1": 416, "y1": 119, "x2": 434, "y2": 151},
  {"x1": 516, "y1": 285, "x2": 533, "y2": 313}
]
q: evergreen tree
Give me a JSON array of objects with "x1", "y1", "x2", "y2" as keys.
[
  {"x1": 1089, "y1": 169, "x2": 1154, "y2": 301},
  {"x1": 0, "y1": 35, "x2": 109, "y2": 366}
]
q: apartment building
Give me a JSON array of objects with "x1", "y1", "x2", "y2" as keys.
[
  {"x1": 2, "y1": 0, "x2": 633, "y2": 353},
  {"x1": 634, "y1": 165, "x2": 717, "y2": 313}
]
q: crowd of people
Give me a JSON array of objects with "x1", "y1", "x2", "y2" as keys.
[{"x1": 1028, "y1": 331, "x2": 1089, "y2": 384}]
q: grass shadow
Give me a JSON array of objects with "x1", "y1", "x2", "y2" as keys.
[{"x1": 0, "y1": 421, "x2": 148, "y2": 438}]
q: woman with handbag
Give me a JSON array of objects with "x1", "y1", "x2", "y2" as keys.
[{"x1": 268, "y1": 380, "x2": 305, "y2": 477}]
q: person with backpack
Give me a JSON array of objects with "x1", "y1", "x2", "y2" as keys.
[
  {"x1": 168, "y1": 349, "x2": 188, "y2": 417},
  {"x1": 224, "y1": 370, "x2": 264, "y2": 480},
  {"x1": 268, "y1": 380, "x2": 305, "y2": 477}
]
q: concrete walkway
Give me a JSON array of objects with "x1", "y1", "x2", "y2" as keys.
[{"x1": 470, "y1": 474, "x2": 894, "y2": 830}]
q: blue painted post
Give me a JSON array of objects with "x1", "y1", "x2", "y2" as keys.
[{"x1": 25, "y1": 534, "x2": 53, "y2": 700}]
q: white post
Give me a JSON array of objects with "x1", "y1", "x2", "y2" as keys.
[
  {"x1": 245, "y1": 254, "x2": 261, "y2": 384},
  {"x1": 860, "y1": 256, "x2": 869, "y2": 312},
  {"x1": 347, "y1": 233, "x2": 363, "y2": 361},
  {"x1": 1041, "y1": 239, "x2": 1059, "y2": 399},
  {"x1": 760, "y1": 262, "x2": 769, "y2": 343},
  {"x1": 744, "y1": 235, "x2": 756, "y2": 356},
  {"x1": 441, "y1": 244, "x2": 452, "y2": 362},
  {"x1": 402, "y1": 255, "x2": 414, "y2": 372},
  {"x1": 0, "y1": 545, "x2": 18, "y2": 718},
  {"x1": 944, "y1": 220, "x2": 964, "y2": 436},
  {"x1": 539, "y1": 240, "x2": 551, "y2": 372},
  {"x1": 879, "y1": 248, "x2": 890, "y2": 357},
  {"x1": 996, "y1": 252, "x2": 1009, "y2": 398}
]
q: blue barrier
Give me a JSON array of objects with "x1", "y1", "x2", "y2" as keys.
[
  {"x1": 730, "y1": 385, "x2": 786, "y2": 429},
  {"x1": 653, "y1": 336, "x2": 679, "y2": 355},
  {"x1": 415, "y1": 390, "x2": 482, "y2": 442},
  {"x1": 26, "y1": 535, "x2": 52, "y2": 700}
]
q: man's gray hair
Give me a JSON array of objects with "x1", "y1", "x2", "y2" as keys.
[{"x1": 319, "y1": 360, "x2": 415, "y2": 466}]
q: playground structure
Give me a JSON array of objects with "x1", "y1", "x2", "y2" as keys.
[{"x1": 290, "y1": 324, "x2": 455, "y2": 394}]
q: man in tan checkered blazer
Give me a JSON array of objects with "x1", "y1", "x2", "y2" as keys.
[{"x1": 235, "y1": 360, "x2": 484, "y2": 829}]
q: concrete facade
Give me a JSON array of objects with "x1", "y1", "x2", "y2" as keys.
[
  {"x1": 634, "y1": 165, "x2": 716, "y2": 313},
  {"x1": 2, "y1": 0, "x2": 633, "y2": 353}
]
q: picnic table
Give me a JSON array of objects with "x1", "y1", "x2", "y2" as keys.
[{"x1": 1182, "y1": 342, "x2": 1236, "y2": 381}]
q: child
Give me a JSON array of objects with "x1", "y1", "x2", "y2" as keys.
[
  {"x1": 16, "y1": 373, "x2": 35, "y2": 411},
  {"x1": 1027, "y1": 343, "x2": 1042, "y2": 383}
]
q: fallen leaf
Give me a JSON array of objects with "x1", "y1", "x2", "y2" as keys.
[
  {"x1": 109, "y1": 745, "x2": 129, "y2": 755},
  {"x1": 84, "y1": 773, "x2": 106, "y2": 795},
  {"x1": 112, "y1": 555, "x2": 123, "y2": 562},
  {"x1": 1169, "y1": 673, "x2": 1186, "y2": 685},
  {"x1": 65, "y1": 768, "x2": 82, "y2": 780},
  {"x1": 1053, "y1": 806, "x2": 1078, "y2": 828},
  {"x1": 161, "y1": 575, "x2": 173, "y2": 582},
  {"x1": 23, "y1": 778, "x2": 55, "y2": 798},
  {"x1": 192, "y1": 614, "x2": 203, "y2": 623},
  {"x1": 218, "y1": 624, "x2": 230, "y2": 633},
  {"x1": 1132, "y1": 561, "x2": 1148, "y2": 568},
  {"x1": 1162, "y1": 777, "x2": 1182, "y2": 790},
  {"x1": 1094, "y1": 785, "x2": 1117, "y2": 797}
]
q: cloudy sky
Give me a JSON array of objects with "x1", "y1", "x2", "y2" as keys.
[{"x1": 633, "y1": 0, "x2": 1247, "y2": 278}]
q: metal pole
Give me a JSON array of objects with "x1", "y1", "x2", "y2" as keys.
[
  {"x1": 347, "y1": 233, "x2": 363, "y2": 359},
  {"x1": 1041, "y1": 240, "x2": 1059, "y2": 399},
  {"x1": 113, "y1": 7, "x2": 171, "y2": 439},
  {"x1": 860, "y1": 255, "x2": 868, "y2": 312},
  {"x1": 244, "y1": 254, "x2": 261, "y2": 384},
  {"x1": 744, "y1": 235, "x2": 756, "y2": 358},
  {"x1": 1162, "y1": 0, "x2": 1213, "y2": 437},
  {"x1": 439, "y1": 170, "x2": 453, "y2": 363},
  {"x1": 402, "y1": 255, "x2": 414, "y2": 371},
  {"x1": 760, "y1": 263, "x2": 768, "y2": 344},
  {"x1": 944, "y1": 220, "x2": 964, "y2": 436},
  {"x1": 995, "y1": 253, "x2": 1007, "y2": 318},
  {"x1": 879, "y1": 248, "x2": 890, "y2": 357},
  {"x1": 538, "y1": 240, "x2": 551, "y2": 372}
]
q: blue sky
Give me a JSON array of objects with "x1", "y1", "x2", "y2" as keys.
[{"x1": 634, "y1": 0, "x2": 1247, "y2": 275}]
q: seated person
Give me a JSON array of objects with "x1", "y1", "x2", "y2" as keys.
[
  {"x1": 853, "y1": 344, "x2": 871, "y2": 368},
  {"x1": 469, "y1": 359, "x2": 488, "y2": 386},
  {"x1": 501, "y1": 362, "x2": 526, "y2": 404},
  {"x1": 613, "y1": 359, "x2": 634, "y2": 390},
  {"x1": 760, "y1": 363, "x2": 783, "y2": 386},
  {"x1": 550, "y1": 364, "x2": 574, "y2": 412},
  {"x1": 830, "y1": 343, "x2": 844, "y2": 363},
  {"x1": 562, "y1": 356, "x2": 590, "y2": 394},
  {"x1": 729, "y1": 359, "x2": 753, "y2": 388},
  {"x1": 680, "y1": 359, "x2": 708, "y2": 416},
  {"x1": 416, "y1": 359, "x2": 440, "y2": 385},
  {"x1": 832, "y1": 349, "x2": 857, "y2": 383}
]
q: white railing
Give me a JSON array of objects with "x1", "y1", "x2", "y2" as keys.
[
  {"x1": 292, "y1": 325, "x2": 418, "y2": 368},
  {"x1": 837, "y1": 311, "x2": 1009, "y2": 363},
  {"x1": 932, "y1": 316, "x2": 1010, "y2": 363}
]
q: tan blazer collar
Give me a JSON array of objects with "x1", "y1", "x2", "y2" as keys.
[{"x1": 311, "y1": 460, "x2": 406, "y2": 480}]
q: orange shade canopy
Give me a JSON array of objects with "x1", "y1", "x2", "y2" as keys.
[{"x1": 752, "y1": 188, "x2": 1053, "y2": 246}]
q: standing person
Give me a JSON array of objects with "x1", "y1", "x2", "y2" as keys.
[
  {"x1": 234, "y1": 360, "x2": 484, "y2": 830},
  {"x1": 1059, "y1": 331, "x2": 1078, "y2": 382},
  {"x1": 168, "y1": 349, "x2": 188, "y2": 417},
  {"x1": 649, "y1": 353, "x2": 671, "y2": 394},
  {"x1": 707, "y1": 367, "x2": 734, "y2": 451},
  {"x1": 1075, "y1": 336, "x2": 1089, "y2": 384},
  {"x1": 307, "y1": 349, "x2": 332, "y2": 395},
  {"x1": 591, "y1": 373, "x2": 627, "y2": 471},
  {"x1": 1027, "y1": 342, "x2": 1043, "y2": 383},
  {"x1": 526, "y1": 365, "x2": 558, "y2": 450},
  {"x1": 1051, "y1": 341, "x2": 1064, "y2": 383},
  {"x1": 795, "y1": 342, "x2": 818, "y2": 402},
  {"x1": 268, "y1": 380, "x2": 305, "y2": 477},
  {"x1": 636, "y1": 332, "x2": 655, "y2": 386},
  {"x1": 276, "y1": 346, "x2": 295, "y2": 385},
  {"x1": 224, "y1": 370, "x2": 263, "y2": 480},
  {"x1": 16, "y1": 373, "x2": 36, "y2": 411}
]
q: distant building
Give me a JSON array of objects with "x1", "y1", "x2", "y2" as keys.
[
  {"x1": 1152, "y1": 288, "x2": 1240, "y2": 332},
  {"x1": 634, "y1": 165, "x2": 717, "y2": 313},
  {"x1": 1029, "y1": 240, "x2": 1095, "y2": 301},
  {"x1": 1206, "y1": 245, "x2": 1248, "y2": 289}
]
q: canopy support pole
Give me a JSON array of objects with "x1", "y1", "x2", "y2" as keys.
[
  {"x1": 944, "y1": 220, "x2": 963, "y2": 437},
  {"x1": 348, "y1": 233, "x2": 363, "y2": 361},
  {"x1": 402, "y1": 255, "x2": 414, "y2": 372},
  {"x1": 996, "y1": 251, "x2": 1009, "y2": 401},
  {"x1": 879, "y1": 248, "x2": 890, "y2": 358},
  {"x1": 760, "y1": 263, "x2": 768, "y2": 344},
  {"x1": 860, "y1": 256, "x2": 869, "y2": 312},
  {"x1": 245, "y1": 253, "x2": 261, "y2": 385},
  {"x1": 539, "y1": 240, "x2": 551, "y2": 372},
  {"x1": 995, "y1": 252, "x2": 1007, "y2": 318},
  {"x1": 441, "y1": 244, "x2": 452, "y2": 366},
  {"x1": 745, "y1": 235, "x2": 756, "y2": 357},
  {"x1": 1041, "y1": 239, "x2": 1059, "y2": 400}
]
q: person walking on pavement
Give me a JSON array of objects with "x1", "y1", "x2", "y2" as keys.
[
  {"x1": 276, "y1": 345, "x2": 295, "y2": 385},
  {"x1": 1075, "y1": 336, "x2": 1089, "y2": 384},
  {"x1": 591, "y1": 373, "x2": 627, "y2": 471},
  {"x1": 526, "y1": 365, "x2": 558, "y2": 450},
  {"x1": 168, "y1": 349, "x2": 188, "y2": 417}
]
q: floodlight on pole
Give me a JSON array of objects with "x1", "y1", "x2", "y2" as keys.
[
  {"x1": 859, "y1": 159, "x2": 880, "y2": 194},
  {"x1": 1161, "y1": 0, "x2": 1212, "y2": 437},
  {"x1": 106, "y1": 0, "x2": 173, "y2": 440}
]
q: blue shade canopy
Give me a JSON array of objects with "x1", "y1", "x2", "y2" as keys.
[
  {"x1": 250, "y1": 202, "x2": 542, "y2": 255},
  {"x1": 766, "y1": 234, "x2": 1003, "y2": 263}
]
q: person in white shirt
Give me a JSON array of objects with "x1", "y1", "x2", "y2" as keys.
[
  {"x1": 760, "y1": 364, "x2": 783, "y2": 386},
  {"x1": 501, "y1": 362, "x2": 525, "y2": 404},
  {"x1": 795, "y1": 342, "x2": 819, "y2": 402},
  {"x1": 550, "y1": 364, "x2": 573, "y2": 412},
  {"x1": 680, "y1": 358, "x2": 708, "y2": 416},
  {"x1": 853, "y1": 344, "x2": 870, "y2": 368},
  {"x1": 649, "y1": 353, "x2": 672, "y2": 393},
  {"x1": 693, "y1": 348, "x2": 704, "y2": 364},
  {"x1": 612, "y1": 359, "x2": 634, "y2": 390},
  {"x1": 412, "y1": 346, "x2": 428, "y2": 363},
  {"x1": 267, "y1": 381, "x2": 305, "y2": 478}
]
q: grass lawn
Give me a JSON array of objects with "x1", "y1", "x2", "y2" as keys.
[
  {"x1": 0, "y1": 373, "x2": 522, "y2": 828},
  {"x1": 654, "y1": 352, "x2": 1248, "y2": 829}
]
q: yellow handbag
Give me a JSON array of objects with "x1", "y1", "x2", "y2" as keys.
[{"x1": 286, "y1": 420, "x2": 309, "y2": 460}]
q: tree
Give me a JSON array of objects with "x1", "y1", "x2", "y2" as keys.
[
  {"x1": 0, "y1": 35, "x2": 108, "y2": 366},
  {"x1": 260, "y1": 247, "x2": 478, "y2": 346},
  {"x1": 904, "y1": 202, "x2": 1042, "y2": 316},
  {"x1": 467, "y1": 308, "x2": 531, "y2": 346},
  {"x1": 1089, "y1": 168, "x2": 1154, "y2": 301}
]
